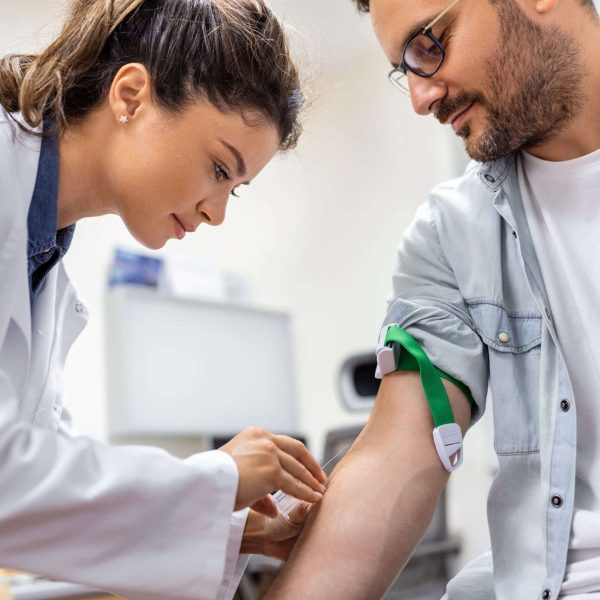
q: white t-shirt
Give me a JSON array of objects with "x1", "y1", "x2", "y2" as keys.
[{"x1": 518, "y1": 148, "x2": 600, "y2": 599}]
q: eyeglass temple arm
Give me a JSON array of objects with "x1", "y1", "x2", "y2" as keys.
[{"x1": 424, "y1": 0, "x2": 460, "y2": 32}]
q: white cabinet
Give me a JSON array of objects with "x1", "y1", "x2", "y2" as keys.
[{"x1": 105, "y1": 288, "x2": 298, "y2": 437}]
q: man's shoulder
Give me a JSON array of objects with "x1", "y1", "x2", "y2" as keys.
[{"x1": 426, "y1": 156, "x2": 514, "y2": 232}]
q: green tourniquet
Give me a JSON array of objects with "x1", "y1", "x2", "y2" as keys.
[
  {"x1": 384, "y1": 327, "x2": 474, "y2": 428},
  {"x1": 395, "y1": 346, "x2": 475, "y2": 410}
]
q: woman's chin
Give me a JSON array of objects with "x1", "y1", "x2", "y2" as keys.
[{"x1": 127, "y1": 226, "x2": 168, "y2": 251}]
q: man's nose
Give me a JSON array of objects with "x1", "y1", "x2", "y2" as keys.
[{"x1": 408, "y1": 73, "x2": 447, "y2": 116}]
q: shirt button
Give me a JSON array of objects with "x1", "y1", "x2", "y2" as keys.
[
  {"x1": 551, "y1": 495, "x2": 563, "y2": 508},
  {"x1": 75, "y1": 301, "x2": 84, "y2": 313},
  {"x1": 542, "y1": 590, "x2": 551, "y2": 599},
  {"x1": 560, "y1": 399, "x2": 571, "y2": 412},
  {"x1": 545, "y1": 307, "x2": 552, "y2": 321},
  {"x1": 485, "y1": 174, "x2": 496, "y2": 183},
  {"x1": 498, "y1": 332, "x2": 510, "y2": 344},
  {"x1": 512, "y1": 231, "x2": 518, "y2": 239}
]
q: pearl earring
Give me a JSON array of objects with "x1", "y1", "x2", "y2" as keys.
[{"x1": 119, "y1": 115, "x2": 129, "y2": 125}]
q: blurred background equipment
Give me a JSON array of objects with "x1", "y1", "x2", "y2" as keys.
[{"x1": 105, "y1": 286, "x2": 298, "y2": 444}]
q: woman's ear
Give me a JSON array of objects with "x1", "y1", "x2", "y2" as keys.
[{"x1": 108, "y1": 63, "x2": 152, "y2": 125}]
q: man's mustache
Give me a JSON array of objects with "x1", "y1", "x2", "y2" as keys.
[{"x1": 436, "y1": 90, "x2": 486, "y2": 125}]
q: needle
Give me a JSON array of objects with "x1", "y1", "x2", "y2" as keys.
[{"x1": 321, "y1": 444, "x2": 351, "y2": 472}]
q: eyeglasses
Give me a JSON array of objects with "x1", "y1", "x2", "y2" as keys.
[{"x1": 388, "y1": 0, "x2": 460, "y2": 95}]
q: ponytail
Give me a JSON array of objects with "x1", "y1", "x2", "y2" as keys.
[
  {"x1": 0, "y1": 0, "x2": 144, "y2": 129},
  {"x1": 0, "y1": 0, "x2": 303, "y2": 150}
]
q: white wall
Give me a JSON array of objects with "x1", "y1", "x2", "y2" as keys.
[{"x1": 1, "y1": 0, "x2": 507, "y2": 575}]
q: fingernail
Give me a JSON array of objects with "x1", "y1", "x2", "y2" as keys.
[
  {"x1": 313, "y1": 492, "x2": 324, "y2": 501},
  {"x1": 320, "y1": 484, "x2": 327, "y2": 493}
]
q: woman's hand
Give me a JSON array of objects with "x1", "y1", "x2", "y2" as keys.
[
  {"x1": 220, "y1": 427, "x2": 327, "y2": 513},
  {"x1": 240, "y1": 502, "x2": 314, "y2": 561}
]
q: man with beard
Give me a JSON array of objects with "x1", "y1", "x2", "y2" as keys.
[{"x1": 264, "y1": 0, "x2": 600, "y2": 599}]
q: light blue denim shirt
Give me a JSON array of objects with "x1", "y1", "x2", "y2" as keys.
[{"x1": 383, "y1": 154, "x2": 576, "y2": 600}]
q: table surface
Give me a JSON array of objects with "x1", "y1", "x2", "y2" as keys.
[{"x1": 8, "y1": 581, "x2": 118, "y2": 600}]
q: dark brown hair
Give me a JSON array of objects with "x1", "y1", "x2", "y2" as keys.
[
  {"x1": 351, "y1": 0, "x2": 370, "y2": 12},
  {"x1": 0, "y1": 0, "x2": 303, "y2": 150},
  {"x1": 351, "y1": 0, "x2": 597, "y2": 14}
]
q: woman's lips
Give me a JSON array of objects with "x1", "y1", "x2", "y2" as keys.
[{"x1": 172, "y1": 214, "x2": 186, "y2": 240}]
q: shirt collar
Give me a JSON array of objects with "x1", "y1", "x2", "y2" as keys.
[
  {"x1": 27, "y1": 120, "x2": 75, "y2": 261},
  {"x1": 477, "y1": 153, "x2": 516, "y2": 192}
]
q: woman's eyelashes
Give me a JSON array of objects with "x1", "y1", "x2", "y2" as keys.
[
  {"x1": 213, "y1": 162, "x2": 240, "y2": 197},
  {"x1": 214, "y1": 162, "x2": 231, "y2": 182}
]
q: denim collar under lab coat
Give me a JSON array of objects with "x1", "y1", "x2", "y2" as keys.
[{"x1": 27, "y1": 120, "x2": 76, "y2": 304}]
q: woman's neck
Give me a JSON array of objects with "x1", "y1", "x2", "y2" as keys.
[{"x1": 57, "y1": 106, "x2": 116, "y2": 229}]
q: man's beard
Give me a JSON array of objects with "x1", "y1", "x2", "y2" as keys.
[{"x1": 437, "y1": 0, "x2": 587, "y2": 163}]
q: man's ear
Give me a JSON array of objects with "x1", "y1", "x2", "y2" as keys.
[
  {"x1": 108, "y1": 63, "x2": 152, "y2": 125},
  {"x1": 534, "y1": 0, "x2": 560, "y2": 15}
]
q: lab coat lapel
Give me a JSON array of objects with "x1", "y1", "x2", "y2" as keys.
[{"x1": 0, "y1": 113, "x2": 42, "y2": 366}]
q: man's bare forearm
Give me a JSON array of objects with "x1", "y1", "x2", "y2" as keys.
[{"x1": 264, "y1": 372, "x2": 471, "y2": 599}]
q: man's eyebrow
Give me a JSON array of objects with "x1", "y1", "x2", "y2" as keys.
[
  {"x1": 218, "y1": 139, "x2": 247, "y2": 178},
  {"x1": 391, "y1": 14, "x2": 439, "y2": 68}
]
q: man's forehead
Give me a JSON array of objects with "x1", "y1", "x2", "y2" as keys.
[
  {"x1": 373, "y1": 0, "x2": 449, "y2": 34},
  {"x1": 370, "y1": 0, "x2": 448, "y2": 58}
]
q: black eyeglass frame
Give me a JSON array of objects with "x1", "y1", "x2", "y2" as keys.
[{"x1": 388, "y1": 0, "x2": 460, "y2": 94}]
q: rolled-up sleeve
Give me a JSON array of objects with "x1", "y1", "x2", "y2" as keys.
[{"x1": 383, "y1": 198, "x2": 489, "y2": 424}]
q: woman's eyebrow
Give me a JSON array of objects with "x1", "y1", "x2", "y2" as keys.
[{"x1": 218, "y1": 139, "x2": 247, "y2": 178}]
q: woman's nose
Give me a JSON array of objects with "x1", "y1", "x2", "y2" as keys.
[{"x1": 197, "y1": 193, "x2": 228, "y2": 227}]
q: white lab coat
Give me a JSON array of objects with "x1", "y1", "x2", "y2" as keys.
[{"x1": 0, "y1": 108, "x2": 249, "y2": 600}]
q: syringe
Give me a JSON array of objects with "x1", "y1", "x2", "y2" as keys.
[{"x1": 272, "y1": 444, "x2": 350, "y2": 518}]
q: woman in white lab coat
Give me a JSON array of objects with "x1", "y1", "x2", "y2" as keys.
[{"x1": 0, "y1": 1, "x2": 327, "y2": 598}]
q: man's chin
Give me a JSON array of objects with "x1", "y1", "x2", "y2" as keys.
[
  {"x1": 458, "y1": 125, "x2": 486, "y2": 162},
  {"x1": 462, "y1": 127, "x2": 513, "y2": 164}
]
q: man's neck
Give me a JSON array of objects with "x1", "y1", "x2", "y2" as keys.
[{"x1": 526, "y1": 14, "x2": 600, "y2": 162}]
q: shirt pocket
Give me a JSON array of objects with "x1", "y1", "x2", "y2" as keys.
[{"x1": 467, "y1": 301, "x2": 542, "y2": 456}]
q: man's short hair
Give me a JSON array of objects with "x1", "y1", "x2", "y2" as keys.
[
  {"x1": 351, "y1": 0, "x2": 597, "y2": 13},
  {"x1": 352, "y1": 0, "x2": 370, "y2": 12}
]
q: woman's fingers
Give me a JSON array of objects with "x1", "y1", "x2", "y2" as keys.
[
  {"x1": 285, "y1": 501, "x2": 313, "y2": 526},
  {"x1": 222, "y1": 427, "x2": 328, "y2": 511},
  {"x1": 277, "y1": 470, "x2": 324, "y2": 504},
  {"x1": 251, "y1": 495, "x2": 278, "y2": 519},
  {"x1": 273, "y1": 435, "x2": 327, "y2": 483},
  {"x1": 276, "y1": 448, "x2": 327, "y2": 497}
]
